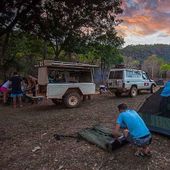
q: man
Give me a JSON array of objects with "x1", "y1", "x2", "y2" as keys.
[
  {"x1": 114, "y1": 103, "x2": 152, "y2": 156},
  {"x1": 10, "y1": 72, "x2": 23, "y2": 108}
]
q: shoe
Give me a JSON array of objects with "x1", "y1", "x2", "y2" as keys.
[{"x1": 135, "y1": 150, "x2": 152, "y2": 157}]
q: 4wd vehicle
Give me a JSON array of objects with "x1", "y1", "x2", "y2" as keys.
[
  {"x1": 107, "y1": 67, "x2": 156, "y2": 97},
  {"x1": 37, "y1": 60, "x2": 97, "y2": 108}
]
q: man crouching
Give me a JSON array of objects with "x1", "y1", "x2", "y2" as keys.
[{"x1": 114, "y1": 103, "x2": 152, "y2": 157}]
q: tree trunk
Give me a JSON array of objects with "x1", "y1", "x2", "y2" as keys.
[
  {"x1": 0, "y1": 33, "x2": 10, "y2": 79},
  {"x1": 0, "y1": 33, "x2": 10, "y2": 65},
  {"x1": 43, "y1": 40, "x2": 47, "y2": 60}
]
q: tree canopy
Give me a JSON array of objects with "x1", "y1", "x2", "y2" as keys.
[
  {"x1": 121, "y1": 44, "x2": 170, "y2": 62},
  {"x1": 0, "y1": 0, "x2": 124, "y2": 78},
  {"x1": 31, "y1": 0, "x2": 124, "y2": 59},
  {"x1": 0, "y1": 0, "x2": 42, "y2": 37}
]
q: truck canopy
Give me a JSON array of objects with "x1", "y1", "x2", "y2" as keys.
[{"x1": 37, "y1": 60, "x2": 98, "y2": 85}]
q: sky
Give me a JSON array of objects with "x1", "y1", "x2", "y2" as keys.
[{"x1": 117, "y1": 0, "x2": 170, "y2": 46}]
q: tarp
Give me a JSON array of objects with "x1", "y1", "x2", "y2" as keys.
[{"x1": 78, "y1": 125, "x2": 127, "y2": 151}]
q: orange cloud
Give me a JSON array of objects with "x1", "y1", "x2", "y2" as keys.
[{"x1": 117, "y1": 0, "x2": 170, "y2": 37}]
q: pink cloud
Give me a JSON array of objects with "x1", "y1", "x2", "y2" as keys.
[{"x1": 117, "y1": 0, "x2": 170, "y2": 37}]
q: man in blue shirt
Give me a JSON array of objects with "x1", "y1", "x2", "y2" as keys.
[{"x1": 114, "y1": 103, "x2": 152, "y2": 156}]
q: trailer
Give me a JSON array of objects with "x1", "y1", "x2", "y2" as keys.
[{"x1": 36, "y1": 60, "x2": 98, "y2": 108}]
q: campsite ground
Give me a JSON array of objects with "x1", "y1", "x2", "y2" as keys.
[{"x1": 0, "y1": 93, "x2": 170, "y2": 170}]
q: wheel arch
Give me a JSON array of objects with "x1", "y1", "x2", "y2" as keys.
[
  {"x1": 63, "y1": 88, "x2": 83, "y2": 98},
  {"x1": 131, "y1": 84, "x2": 138, "y2": 89}
]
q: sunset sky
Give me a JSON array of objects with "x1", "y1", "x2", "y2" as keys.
[{"x1": 117, "y1": 0, "x2": 170, "y2": 46}]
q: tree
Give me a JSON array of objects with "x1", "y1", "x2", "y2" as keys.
[
  {"x1": 0, "y1": 0, "x2": 124, "y2": 78},
  {"x1": 142, "y1": 55, "x2": 164, "y2": 79},
  {"x1": 160, "y1": 64, "x2": 170, "y2": 71},
  {"x1": 33, "y1": 0, "x2": 123, "y2": 59},
  {"x1": 160, "y1": 64, "x2": 170, "y2": 78},
  {"x1": 0, "y1": 0, "x2": 42, "y2": 37},
  {"x1": 0, "y1": 0, "x2": 42, "y2": 69},
  {"x1": 123, "y1": 56, "x2": 140, "y2": 69},
  {"x1": 0, "y1": 32, "x2": 54, "y2": 78},
  {"x1": 121, "y1": 44, "x2": 170, "y2": 62}
]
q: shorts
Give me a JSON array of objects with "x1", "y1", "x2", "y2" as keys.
[
  {"x1": 11, "y1": 90, "x2": 23, "y2": 97},
  {"x1": 127, "y1": 133, "x2": 152, "y2": 147},
  {"x1": 0, "y1": 87, "x2": 8, "y2": 92}
]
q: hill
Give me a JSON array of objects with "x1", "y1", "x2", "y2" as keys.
[{"x1": 121, "y1": 44, "x2": 170, "y2": 62}]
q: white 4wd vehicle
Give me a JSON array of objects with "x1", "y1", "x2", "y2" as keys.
[
  {"x1": 107, "y1": 68, "x2": 156, "y2": 97},
  {"x1": 37, "y1": 60, "x2": 97, "y2": 108}
]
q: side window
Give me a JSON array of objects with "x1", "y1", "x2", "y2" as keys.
[
  {"x1": 109, "y1": 71, "x2": 123, "y2": 79},
  {"x1": 142, "y1": 73, "x2": 148, "y2": 80},
  {"x1": 126, "y1": 70, "x2": 133, "y2": 78},
  {"x1": 48, "y1": 70, "x2": 66, "y2": 83},
  {"x1": 133, "y1": 71, "x2": 141, "y2": 78},
  {"x1": 109, "y1": 71, "x2": 114, "y2": 79}
]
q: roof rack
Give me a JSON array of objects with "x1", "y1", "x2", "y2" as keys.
[
  {"x1": 37, "y1": 60, "x2": 98, "y2": 69},
  {"x1": 114, "y1": 64, "x2": 126, "y2": 69}
]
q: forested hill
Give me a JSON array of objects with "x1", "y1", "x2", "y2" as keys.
[{"x1": 121, "y1": 44, "x2": 170, "y2": 62}]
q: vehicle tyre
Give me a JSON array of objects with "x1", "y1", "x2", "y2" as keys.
[
  {"x1": 51, "y1": 99, "x2": 61, "y2": 105},
  {"x1": 99, "y1": 88, "x2": 105, "y2": 94},
  {"x1": 129, "y1": 86, "x2": 138, "y2": 97},
  {"x1": 115, "y1": 92, "x2": 122, "y2": 97},
  {"x1": 150, "y1": 84, "x2": 156, "y2": 93},
  {"x1": 64, "y1": 92, "x2": 81, "y2": 108}
]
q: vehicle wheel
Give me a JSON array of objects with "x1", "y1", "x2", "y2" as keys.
[
  {"x1": 150, "y1": 84, "x2": 156, "y2": 93},
  {"x1": 129, "y1": 86, "x2": 138, "y2": 97},
  {"x1": 99, "y1": 88, "x2": 105, "y2": 94},
  {"x1": 64, "y1": 92, "x2": 81, "y2": 108},
  {"x1": 51, "y1": 99, "x2": 61, "y2": 105},
  {"x1": 115, "y1": 92, "x2": 122, "y2": 97}
]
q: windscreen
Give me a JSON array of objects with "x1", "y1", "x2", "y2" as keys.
[{"x1": 109, "y1": 71, "x2": 123, "y2": 79}]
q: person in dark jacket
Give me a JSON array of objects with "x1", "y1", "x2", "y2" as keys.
[{"x1": 9, "y1": 72, "x2": 23, "y2": 108}]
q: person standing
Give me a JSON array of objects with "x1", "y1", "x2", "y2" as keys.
[
  {"x1": 0, "y1": 80, "x2": 10, "y2": 104},
  {"x1": 9, "y1": 72, "x2": 23, "y2": 108},
  {"x1": 113, "y1": 103, "x2": 152, "y2": 157}
]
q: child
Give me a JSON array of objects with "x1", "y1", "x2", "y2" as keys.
[
  {"x1": 9, "y1": 72, "x2": 23, "y2": 108},
  {"x1": 0, "y1": 80, "x2": 10, "y2": 104}
]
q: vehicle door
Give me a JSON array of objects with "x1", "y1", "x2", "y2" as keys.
[
  {"x1": 125, "y1": 70, "x2": 134, "y2": 89},
  {"x1": 141, "y1": 72, "x2": 151, "y2": 89},
  {"x1": 133, "y1": 70, "x2": 143, "y2": 89},
  {"x1": 108, "y1": 70, "x2": 124, "y2": 88}
]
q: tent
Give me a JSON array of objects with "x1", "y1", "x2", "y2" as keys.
[{"x1": 139, "y1": 82, "x2": 170, "y2": 136}]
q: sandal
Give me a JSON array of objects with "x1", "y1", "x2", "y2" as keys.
[
  {"x1": 144, "y1": 151, "x2": 152, "y2": 157},
  {"x1": 134, "y1": 151, "x2": 145, "y2": 157}
]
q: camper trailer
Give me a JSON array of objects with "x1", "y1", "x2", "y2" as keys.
[{"x1": 37, "y1": 60, "x2": 97, "y2": 108}]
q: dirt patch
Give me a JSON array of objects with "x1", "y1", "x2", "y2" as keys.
[{"x1": 0, "y1": 94, "x2": 170, "y2": 170}]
